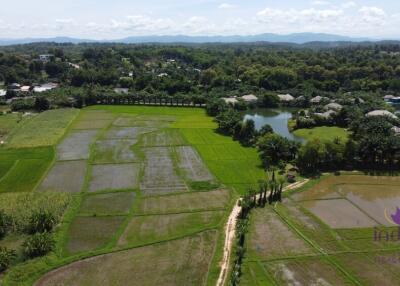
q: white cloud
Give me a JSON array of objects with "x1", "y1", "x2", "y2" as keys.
[
  {"x1": 110, "y1": 15, "x2": 174, "y2": 34},
  {"x1": 312, "y1": 1, "x2": 330, "y2": 6},
  {"x1": 218, "y1": 3, "x2": 237, "y2": 9},
  {"x1": 342, "y1": 1, "x2": 357, "y2": 9},
  {"x1": 257, "y1": 7, "x2": 343, "y2": 25},
  {"x1": 359, "y1": 6, "x2": 386, "y2": 25}
]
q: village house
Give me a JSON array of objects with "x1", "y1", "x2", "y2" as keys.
[
  {"x1": 314, "y1": 110, "x2": 336, "y2": 119},
  {"x1": 33, "y1": 83, "x2": 59, "y2": 93},
  {"x1": 0, "y1": 89, "x2": 6, "y2": 98},
  {"x1": 325, "y1": 102, "x2": 343, "y2": 111},
  {"x1": 310, "y1": 95, "x2": 329, "y2": 104},
  {"x1": 366, "y1": 110, "x2": 398, "y2": 119},
  {"x1": 392, "y1": 126, "x2": 400, "y2": 136},
  {"x1": 39, "y1": 54, "x2": 54, "y2": 62},
  {"x1": 277, "y1": 94, "x2": 295, "y2": 102},
  {"x1": 114, "y1": 88, "x2": 129, "y2": 94},
  {"x1": 241, "y1": 94, "x2": 258, "y2": 103},
  {"x1": 222, "y1": 97, "x2": 238, "y2": 105}
]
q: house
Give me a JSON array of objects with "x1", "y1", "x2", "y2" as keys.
[
  {"x1": 222, "y1": 97, "x2": 238, "y2": 105},
  {"x1": 0, "y1": 89, "x2": 6, "y2": 97},
  {"x1": 33, "y1": 83, "x2": 58, "y2": 93},
  {"x1": 68, "y1": 62, "x2": 80, "y2": 69},
  {"x1": 384, "y1": 95, "x2": 395, "y2": 101},
  {"x1": 310, "y1": 96, "x2": 328, "y2": 104},
  {"x1": 325, "y1": 102, "x2": 343, "y2": 111},
  {"x1": 277, "y1": 94, "x2": 295, "y2": 102},
  {"x1": 392, "y1": 126, "x2": 400, "y2": 136},
  {"x1": 20, "y1": 86, "x2": 31, "y2": 93},
  {"x1": 241, "y1": 94, "x2": 258, "y2": 103},
  {"x1": 366, "y1": 110, "x2": 398, "y2": 119},
  {"x1": 314, "y1": 110, "x2": 336, "y2": 119},
  {"x1": 114, "y1": 88, "x2": 129, "y2": 94},
  {"x1": 157, "y1": 73, "x2": 168, "y2": 77},
  {"x1": 39, "y1": 54, "x2": 54, "y2": 62}
]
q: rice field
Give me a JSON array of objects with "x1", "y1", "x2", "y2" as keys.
[
  {"x1": 3, "y1": 105, "x2": 397, "y2": 286},
  {"x1": 242, "y1": 173, "x2": 400, "y2": 285}
]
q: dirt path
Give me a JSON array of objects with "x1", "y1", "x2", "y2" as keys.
[
  {"x1": 216, "y1": 199, "x2": 241, "y2": 286},
  {"x1": 215, "y1": 179, "x2": 309, "y2": 286}
]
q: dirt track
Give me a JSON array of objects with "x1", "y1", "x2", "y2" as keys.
[{"x1": 215, "y1": 179, "x2": 309, "y2": 286}]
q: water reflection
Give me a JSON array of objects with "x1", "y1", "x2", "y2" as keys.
[{"x1": 243, "y1": 109, "x2": 303, "y2": 142}]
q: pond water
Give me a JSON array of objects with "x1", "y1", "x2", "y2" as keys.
[{"x1": 243, "y1": 109, "x2": 303, "y2": 142}]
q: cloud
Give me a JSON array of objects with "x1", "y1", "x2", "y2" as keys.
[
  {"x1": 218, "y1": 3, "x2": 237, "y2": 9},
  {"x1": 312, "y1": 1, "x2": 330, "y2": 6},
  {"x1": 110, "y1": 15, "x2": 174, "y2": 33},
  {"x1": 342, "y1": 1, "x2": 357, "y2": 9},
  {"x1": 257, "y1": 7, "x2": 343, "y2": 25},
  {"x1": 359, "y1": 6, "x2": 386, "y2": 25}
]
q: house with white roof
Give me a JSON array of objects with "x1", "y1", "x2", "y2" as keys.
[
  {"x1": 325, "y1": 102, "x2": 343, "y2": 111},
  {"x1": 366, "y1": 110, "x2": 398, "y2": 119},
  {"x1": 277, "y1": 94, "x2": 295, "y2": 102},
  {"x1": 222, "y1": 97, "x2": 238, "y2": 105},
  {"x1": 241, "y1": 94, "x2": 258, "y2": 102}
]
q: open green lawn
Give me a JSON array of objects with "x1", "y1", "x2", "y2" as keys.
[
  {"x1": 0, "y1": 147, "x2": 53, "y2": 193},
  {"x1": 0, "y1": 113, "x2": 27, "y2": 142},
  {"x1": 6, "y1": 109, "x2": 79, "y2": 148},
  {"x1": 293, "y1": 126, "x2": 350, "y2": 142}
]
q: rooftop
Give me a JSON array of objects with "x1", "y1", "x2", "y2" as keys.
[
  {"x1": 366, "y1": 110, "x2": 398, "y2": 119},
  {"x1": 277, "y1": 94, "x2": 295, "y2": 102}
]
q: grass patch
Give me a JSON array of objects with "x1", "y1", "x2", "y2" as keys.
[
  {"x1": 118, "y1": 211, "x2": 224, "y2": 246},
  {"x1": 189, "y1": 181, "x2": 220, "y2": 191},
  {"x1": 0, "y1": 147, "x2": 53, "y2": 193},
  {"x1": 138, "y1": 189, "x2": 230, "y2": 214},
  {"x1": 79, "y1": 192, "x2": 136, "y2": 216},
  {"x1": 65, "y1": 216, "x2": 125, "y2": 255},
  {"x1": 7, "y1": 109, "x2": 79, "y2": 148},
  {"x1": 36, "y1": 230, "x2": 218, "y2": 286},
  {"x1": 293, "y1": 126, "x2": 349, "y2": 143}
]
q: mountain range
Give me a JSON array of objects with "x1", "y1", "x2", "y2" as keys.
[{"x1": 0, "y1": 33, "x2": 388, "y2": 46}]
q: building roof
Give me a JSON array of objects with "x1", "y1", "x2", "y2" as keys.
[
  {"x1": 384, "y1": 95, "x2": 395, "y2": 100},
  {"x1": 392, "y1": 126, "x2": 400, "y2": 135},
  {"x1": 20, "y1": 86, "x2": 31, "y2": 92},
  {"x1": 325, "y1": 102, "x2": 343, "y2": 111},
  {"x1": 310, "y1": 95, "x2": 329, "y2": 104},
  {"x1": 241, "y1": 94, "x2": 258, "y2": 102},
  {"x1": 222, "y1": 97, "x2": 238, "y2": 104},
  {"x1": 366, "y1": 110, "x2": 398, "y2": 119},
  {"x1": 314, "y1": 110, "x2": 336, "y2": 119},
  {"x1": 114, "y1": 88, "x2": 129, "y2": 94},
  {"x1": 277, "y1": 94, "x2": 295, "y2": 102},
  {"x1": 0, "y1": 89, "x2": 6, "y2": 97}
]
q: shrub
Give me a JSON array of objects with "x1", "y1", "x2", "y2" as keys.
[
  {"x1": 22, "y1": 232, "x2": 54, "y2": 258},
  {"x1": 26, "y1": 210, "x2": 56, "y2": 234},
  {"x1": 0, "y1": 210, "x2": 11, "y2": 239},
  {"x1": 0, "y1": 247, "x2": 16, "y2": 272}
]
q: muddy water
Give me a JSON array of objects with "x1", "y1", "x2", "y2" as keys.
[{"x1": 302, "y1": 199, "x2": 377, "y2": 228}]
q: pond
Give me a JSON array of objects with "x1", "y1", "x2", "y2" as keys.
[{"x1": 243, "y1": 108, "x2": 304, "y2": 142}]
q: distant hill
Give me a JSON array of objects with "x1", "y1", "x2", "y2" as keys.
[{"x1": 0, "y1": 33, "x2": 379, "y2": 46}]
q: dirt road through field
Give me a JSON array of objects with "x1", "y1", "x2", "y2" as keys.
[{"x1": 216, "y1": 179, "x2": 309, "y2": 286}]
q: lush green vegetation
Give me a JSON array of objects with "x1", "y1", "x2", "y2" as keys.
[
  {"x1": 0, "y1": 147, "x2": 53, "y2": 193},
  {"x1": 2, "y1": 43, "x2": 400, "y2": 96},
  {"x1": 293, "y1": 126, "x2": 349, "y2": 142},
  {"x1": 6, "y1": 109, "x2": 79, "y2": 148}
]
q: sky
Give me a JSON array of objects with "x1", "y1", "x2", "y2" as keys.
[{"x1": 0, "y1": 0, "x2": 400, "y2": 39}]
